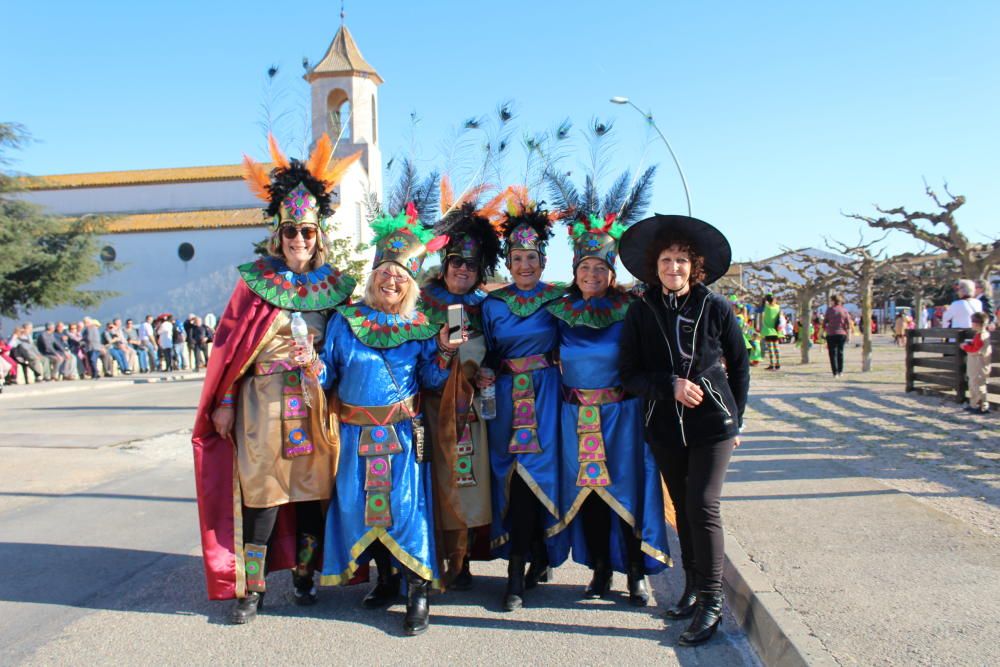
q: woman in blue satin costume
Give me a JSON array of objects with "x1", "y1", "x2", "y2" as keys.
[
  {"x1": 313, "y1": 203, "x2": 458, "y2": 636},
  {"x1": 547, "y1": 215, "x2": 671, "y2": 608},
  {"x1": 477, "y1": 198, "x2": 565, "y2": 611}
]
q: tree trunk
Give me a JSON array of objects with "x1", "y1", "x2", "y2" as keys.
[
  {"x1": 914, "y1": 292, "x2": 927, "y2": 329},
  {"x1": 799, "y1": 292, "x2": 813, "y2": 364},
  {"x1": 860, "y1": 262, "x2": 874, "y2": 372}
]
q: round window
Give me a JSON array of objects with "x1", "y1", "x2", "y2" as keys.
[{"x1": 178, "y1": 242, "x2": 195, "y2": 262}]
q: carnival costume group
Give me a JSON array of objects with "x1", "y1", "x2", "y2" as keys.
[{"x1": 192, "y1": 136, "x2": 748, "y2": 645}]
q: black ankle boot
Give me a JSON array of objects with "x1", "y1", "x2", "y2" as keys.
[
  {"x1": 525, "y1": 540, "x2": 550, "y2": 589},
  {"x1": 451, "y1": 557, "x2": 473, "y2": 591},
  {"x1": 363, "y1": 572, "x2": 401, "y2": 609},
  {"x1": 403, "y1": 579, "x2": 430, "y2": 636},
  {"x1": 292, "y1": 572, "x2": 318, "y2": 606},
  {"x1": 583, "y1": 564, "x2": 612, "y2": 599},
  {"x1": 626, "y1": 565, "x2": 649, "y2": 607},
  {"x1": 664, "y1": 569, "x2": 698, "y2": 619},
  {"x1": 678, "y1": 591, "x2": 724, "y2": 646},
  {"x1": 229, "y1": 592, "x2": 264, "y2": 624},
  {"x1": 503, "y1": 555, "x2": 525, "y2": 611}
]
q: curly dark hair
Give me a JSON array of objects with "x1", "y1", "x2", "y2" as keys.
[
  {"x1": 643, "y1": 234, "x2": 706, "y2": 287},
  {"x1": 265, "y1": 160, "x2": 333, "y2": 219}
]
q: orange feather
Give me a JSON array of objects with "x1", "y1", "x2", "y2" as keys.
[
  {"x1": 322, "y1": 150, "x2": 362, "y2": 193},
  {"x1": 267, "y1": 134, "x2": 290, "y2": 171},
  {"x1": 306, "y1": 133, "x2": 333, "y2": 182},
  {"x1": 241, "y1": 155, "x2": 272, "y2": 202},
  {"x1": 477, "y1": 187, "x2": 510, "y2": 224},
  {"x1": 440, "y1": 175, "x2": 456, "y2": 214}
]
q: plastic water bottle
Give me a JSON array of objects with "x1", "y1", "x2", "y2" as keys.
[
  {"x1": 479, "y1": 368, "x2": 497, "y2": 420},
  {"x1": 290, "y1": 312, "x2": 310, "y2": 348}
]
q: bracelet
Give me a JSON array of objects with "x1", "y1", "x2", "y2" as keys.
[
  {"x1": 304, "y1": 358, "x2": 324, "y2": 378},
  {"x1": 218, "y1": 391, "x2": 234, "y2": 408}
]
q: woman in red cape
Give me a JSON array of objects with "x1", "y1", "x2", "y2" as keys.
[{"x1": 191, "y1": 135, "x2": 359, "y2": 623}]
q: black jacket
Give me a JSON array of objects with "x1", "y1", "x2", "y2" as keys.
[{"x1": 619, "y1": 283, "x2": 750, "y2": 447}]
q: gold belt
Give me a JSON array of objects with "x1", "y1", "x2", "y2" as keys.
[
  {"x1": 563, "y1": 386, "x2": 626, "y2": 405},
  {"x1": 254, "y1": 359, "x2": 297, "y2": 376},
  {"x1": 339, "y1": 395, "x2": 419, "y2": 426},
  {"x1": 500, "y1": 352, "x2": 555, "y2": 375}
]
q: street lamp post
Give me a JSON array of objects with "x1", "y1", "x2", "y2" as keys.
[{"x1": 610, "y1": 96, "x2": 692, "y2": 217}]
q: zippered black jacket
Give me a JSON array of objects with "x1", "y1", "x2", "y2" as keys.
[{"x1": 619, "y1": 283, "x2": 750, "y2": 447}]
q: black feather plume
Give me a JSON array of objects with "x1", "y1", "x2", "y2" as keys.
[
  {"x1": 617, "y1": 165, "x2": 657, "y2": 225},
  {"x1": 601, "y1": 171, "x2": 630, "y2": 218},
  {"x1": 544, "y1": 168, "x2": 580, "y2": 214}
]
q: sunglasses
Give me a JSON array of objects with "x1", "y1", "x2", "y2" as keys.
[
  {"x1": 448, "y1": 257, "x2": 478, "y2": 271},
  {"x1": 280, "y1": 225, "x2": 318, "y2": 241}
]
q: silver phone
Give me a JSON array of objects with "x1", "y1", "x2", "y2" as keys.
[{"x1": 447, "y1": 304, "x2": 466, "y2": 345}]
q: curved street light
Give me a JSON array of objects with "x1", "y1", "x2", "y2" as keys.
[{"x1": 610, "y1": 96, "x2": 692, "y2": 217}]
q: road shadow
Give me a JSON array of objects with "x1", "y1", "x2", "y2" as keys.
[{"x1": 734, "y1": 387, "x2": 999, "y2": 508}]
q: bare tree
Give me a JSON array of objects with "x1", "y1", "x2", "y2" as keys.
[
  {"x1": 845, "y1": 182, "x2": 1000, "y2": 284},
  {"x1": 877, "y1": 253, "x2": 960, "y2": 326},
  {"x1": 824, "y1": 232, "x2": 895, "y2": 372},
  {"x1": 747, "y1": 249, "x2": 847, "y2": 363}
]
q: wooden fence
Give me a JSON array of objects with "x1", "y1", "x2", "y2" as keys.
[{"x1": 906, "y1": 328, "x2": 1000, "y2": 409}]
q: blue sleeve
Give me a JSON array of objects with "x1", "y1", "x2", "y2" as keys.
[
  {"x1": 417, "y1": 337, "x2": 450, "y2": 391},
  {"x1": 319, "y1": 314, "x2": 342, "y2": 391}
]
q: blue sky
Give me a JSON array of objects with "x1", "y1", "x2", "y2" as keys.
[{"x1": 4, "y1": 0, "x2": 998, "y2": 271}]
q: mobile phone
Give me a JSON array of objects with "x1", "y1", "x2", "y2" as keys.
[{"x1": 447, "y1": 304, "x2": 466, "y2": 345}]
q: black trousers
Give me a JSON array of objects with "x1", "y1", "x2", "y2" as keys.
[
  {"x1": 649, "y1": 437, "x2": 735, "y2": 593},
  {"x1": 826, "y1": 334, "x2": 846, "y2": 375},
  {"x1": 242, "y1": 500, "x2": 324, "y2": 551},
  {"x1": 580, "y1": 492, "x2": 643, "y2": 571},
  {"x1": 508, "y1": 472, "x2": 546, "y2": 560}
]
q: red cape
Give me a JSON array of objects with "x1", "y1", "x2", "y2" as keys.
[{"x1": 191, "y1": 281, "x2": 298, "y2": 600}]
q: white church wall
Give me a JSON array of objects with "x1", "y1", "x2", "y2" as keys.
[
  {"x1": 2, "y1": 227, "x2": 267, "y2": 331},
  {"x1": 19, "y1": 179, "x2": 259, "y2": 216}
]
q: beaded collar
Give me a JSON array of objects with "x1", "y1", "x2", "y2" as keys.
[
  {"x1": 336, "y1": 303, "x2": 439, "y2": 349},
  {"x1": 488, "y1": 281, "x2": 564, "y2": 317},
  {"x1": 238, "y1": 256, "x2": 355, "y2": 311},
  {"x1": 418, "y1": 280, "x2": 486, "y2": 332},
  {"x1": 546, "y1": 290, "x2": 633, "y2": 329}
]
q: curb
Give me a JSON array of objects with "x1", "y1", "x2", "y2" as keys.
[
  {"x1": 724, "y1": 535, "x2": 837, "y2": 667},
  {"x1": 1, "y1": 372, "x2": 203, "y2": 401}
]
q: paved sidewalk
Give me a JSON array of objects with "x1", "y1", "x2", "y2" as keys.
[
  {"x1": 1, "y1": 369, "x2": 203, "y2": 401},
  {"x1": 722, "y1": 338, "x2": 1000, "y2": 666}
]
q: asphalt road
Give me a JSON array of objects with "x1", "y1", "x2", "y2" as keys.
[{"x1": 0, "y1": 380, "x2": 760, "y2": 665}]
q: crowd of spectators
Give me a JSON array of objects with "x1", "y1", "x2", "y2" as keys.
[{"x1": 0, "y1": 312, "x2": 216, "y2": 390}]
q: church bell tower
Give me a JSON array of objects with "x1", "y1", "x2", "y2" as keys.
[{"x1": 305, "y1": 22, "x2": 383, "y2": 245}]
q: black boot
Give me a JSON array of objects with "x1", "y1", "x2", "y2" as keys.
[
  {"x1": 450, "y1": 557, "x2": 473, "y2": 591},
  {"x1": 292, "y1": 533, "x2": 318, "y2": 606},
  {"x1": 664, "y1": 569, "x2": 698, "y2": 619},
  {"x1": 502, "y1": 555, "x2": 525, "y2": 611},
  {"x1": 678, "y1": 591, "x2": 724, "y2": 646},
  {"x1": 626, "y1": 565, "x2": 650, "y2": 607},
  {"x1": 525, "y1": 540, "x2": 550, "y2": 589},
  {"x1": 229, "y1": 592, "x2": 264, "y2": 624},
  {"x1": 403, "y1": 579, "x2": 430, "y2": 636},
  {"x1": 583, "y1": 563, "x2": 612, "y2": 599},
  {"x1": 363, "y1": 571, "x2": 401, "y2": 609}
]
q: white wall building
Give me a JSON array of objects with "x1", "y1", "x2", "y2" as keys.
[{"x1": 7, "y1": 23, "x2": 381, "y2": 329}]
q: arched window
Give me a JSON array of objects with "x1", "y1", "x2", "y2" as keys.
[
  {"x1": 326, "y1": 88, "x2": 351, "y2": 141},
  {"x1": 371, "y1": 94, "x2": 377, "y2": 144}
]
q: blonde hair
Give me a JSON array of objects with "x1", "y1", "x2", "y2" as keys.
[
  {"x1": 364, "y1": 263, "x2": 420, "y2": 316},
  {"x1": 267, "y1": 227, "x2": 328, "y2": 271}
]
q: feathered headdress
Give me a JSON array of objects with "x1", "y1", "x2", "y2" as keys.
[
  {"x1": 432, "y1": 176, "x2": 506, "y2": 280},
  {"x1": 241, "y1": 133, "x2": 361, "y2": 234},
  {"x1": 371, "y1": 202, "x2": 445, "y2": 277},
  {"x1": 497, "y1": 185, "x2": 562, "y2": 258}
]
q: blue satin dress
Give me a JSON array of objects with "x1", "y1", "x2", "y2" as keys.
[
  {"x1": 554, "y1": 312, "x2": 671, "y2": 575},
  {"x1": 481, "y1": 284, "x2": 564, "y2": 560},
  {"x1": 317, "y1": 309, "x2": 449, "y2": 585}
]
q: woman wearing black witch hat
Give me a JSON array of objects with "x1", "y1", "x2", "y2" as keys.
[{"x1": 618, "y1": 215, "x2": 749, "y2": 646}]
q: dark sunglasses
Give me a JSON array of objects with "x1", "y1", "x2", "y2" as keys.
[
  {"x1": 448, "y1": 257, "x2": 478, "y2": 271},
  {"x1": 280, "y1": 225, "x2": 318, "y2": 240}
]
